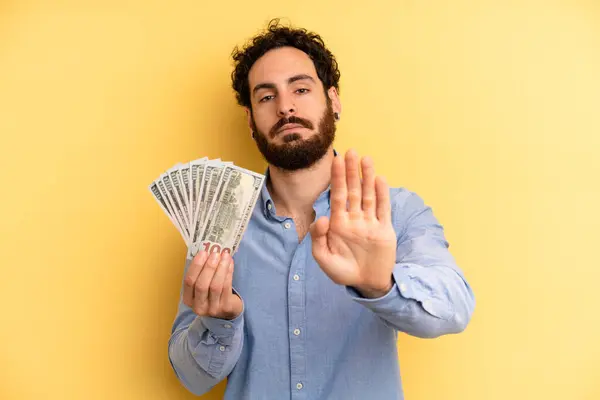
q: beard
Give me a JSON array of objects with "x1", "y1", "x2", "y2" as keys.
[{"x1": 251, "y1": 100, "x2": 336, "y2": 171}]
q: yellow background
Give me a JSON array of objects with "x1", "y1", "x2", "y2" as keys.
[{"x1": 1, "y1": 1, "x2": 599, "y2": 399}]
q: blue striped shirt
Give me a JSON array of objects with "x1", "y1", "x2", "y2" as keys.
[{"x1": 168, "y1": 166, "x2": 475, "y2": 399}]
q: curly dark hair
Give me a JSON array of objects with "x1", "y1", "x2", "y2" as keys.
[{"x1": 230, "y1": 19, "x2": 341, "y2": 109}]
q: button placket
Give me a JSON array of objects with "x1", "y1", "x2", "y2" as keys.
[{"x1": 288, "y1": 238, "x2": 307, "y2": 398}]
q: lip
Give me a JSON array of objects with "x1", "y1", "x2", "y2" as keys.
[{"x1": 278, "y1": 123, "x2": 305, "y2": 133}]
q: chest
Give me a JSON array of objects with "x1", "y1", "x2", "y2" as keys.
[{"x1": 231, "y1": 214, "x2": 360, "y2": 328}]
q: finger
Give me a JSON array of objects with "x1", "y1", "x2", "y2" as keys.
[
  {"x1": 330, "y1": 153, "x2": 347, "y2": 218},
  {"x1": 194, "y1": 251, "x2": 220, "y2": 312},
  {"x1": 360, "y1": 156, "x2": 376, "y2": 219},
  {"x1": 310, "y1": 215, "x2": 329, "y2": 240},
  {"x1": 222, "y1": 258, "x2": 235, "y2": 312},
  {"x1": 208, "y1": 252, "x2": 231, "y2": 316},
  {"x1": 345, "y1": 149, "x2": 362, "y2": 217},
  {"x1": 310, "y1": 216, "x2": 331, "y2": 264},
  {"x1": 183, "y1": 251, "x2": 208, "y2": 307},
  {"x1": 375, "y1": 176, "x2": 392, "y2": 223}
]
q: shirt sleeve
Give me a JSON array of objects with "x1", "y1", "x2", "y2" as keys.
[
  {"x1": 168, "y1": 257, "x2": 245, "y2": 395},
  {"x1": 346, "y1": 190, "x2": 475, "y2": 338}
]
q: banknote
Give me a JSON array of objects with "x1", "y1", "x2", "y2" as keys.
[
  {"x1": 159, "y1": 172, "x2": 190, "y2": 243},
  {"x1": 154, "y1": 178, "x2": 188, "y2": 244},
  {"x1": 149, "y1": 158, "x2": 265, "y2": 258},
  {"x1": 190, "y1": 165, "x2": 265, "y2": 258}
]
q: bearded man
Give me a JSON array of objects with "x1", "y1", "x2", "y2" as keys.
[{"x1": 168, "y1": 20, "x2": 475, "y2": 400}]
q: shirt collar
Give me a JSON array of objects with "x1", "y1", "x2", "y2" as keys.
[{"x1": 260, "y1": 149, "x2": 338, "y2": 218}]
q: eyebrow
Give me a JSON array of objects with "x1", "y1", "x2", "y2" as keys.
[{"x1": 252, "y1": 74, "x2": 316, "y2": 96}]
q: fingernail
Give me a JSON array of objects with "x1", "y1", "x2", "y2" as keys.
[{"x1": 198, "y1": 251, "x2": 206, "y2": 260}]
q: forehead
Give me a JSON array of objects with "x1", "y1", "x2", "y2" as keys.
[{"x1": 248, "y1": 46, "x2": 319, "y2": 89}]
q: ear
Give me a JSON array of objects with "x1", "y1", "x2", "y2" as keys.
[
  {"x1": 327, "y1": 87, "x2": 342, "y2": 116},
  {"x1": 244, "y1": 107, "x2": 253, "y2": 134}
]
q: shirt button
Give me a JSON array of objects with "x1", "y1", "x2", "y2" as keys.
[
  {"x1": 296, "y1": 382, "x2": 303, "y2": 390},
  {"x1": 284, "y1": 222, "x2": 291, "y2": 229},
  {"x1": 219, "y1": 346, "x2": 226, "y2": 352},
  {"x1": 399, "y1": 283, "x2": 407, "y2": 293},
  {"x1": 293, "y1": 274, "x2": 300, "y2": 281},
  {"x1": 293, "y1": 328, "x2": 301, "y2": 336},
  {"x1": 223, "y1": 324, "x2": 232, "y2": 329},
  {"x1": 267, "y1": 203, "x2": 272, "y2": 210}
]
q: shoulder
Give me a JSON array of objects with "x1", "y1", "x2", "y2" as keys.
[
  {"x1": 388, "y1": 186, "x2": 429, "y2": 217},
  {"x1": 388, "y1": 186, "x2": 442, "y2": 239}
]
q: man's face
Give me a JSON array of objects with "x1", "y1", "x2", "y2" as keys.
[{"x1": 246, "y1": 46, "x2": 341, "y2": 171}]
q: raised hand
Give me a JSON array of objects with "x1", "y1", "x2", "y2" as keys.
[
  {"x1": 309, "y1": 149, "x2": 397, "y2": 298},
  {"x1": 183, "y1": 251, "x2": 243, "y2": 320}
]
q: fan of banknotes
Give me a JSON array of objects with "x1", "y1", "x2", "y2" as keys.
[{"x1": 149, "y1": 157, "x2": 266, "y2": 258}]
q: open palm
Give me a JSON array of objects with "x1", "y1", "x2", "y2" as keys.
[{"x1": 310, "y1": 149, "x2": 397, "y2": 295}]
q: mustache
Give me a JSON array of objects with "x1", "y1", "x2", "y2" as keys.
[{"x1": 269, "y1": 116, "x2": 314, "y2": 137}]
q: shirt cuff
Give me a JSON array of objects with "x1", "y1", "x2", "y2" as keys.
[
  {"x1": 199, "y1": 309, "x2": 243, "y2": 336},
  {"x1": 346, "y1": 280, "x2": 401, "y2": 309},
  {"x1": 348, "y1": 263, "x2": 455, "y2": 320},
  {"x1": 346, "y1": 263, "x2": 452, "y2": 319},
  {"x1": 189, "y1": 287, "x2": 245, "y2": 344}
]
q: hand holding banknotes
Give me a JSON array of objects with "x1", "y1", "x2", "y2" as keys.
[
  {"x1": 182, "y1": 250, "x2": 243, "y2": 320},
  {"x1": 149, "y1": 157, "x2": 258, "y2": 320}
]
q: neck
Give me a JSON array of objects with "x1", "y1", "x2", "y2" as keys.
[{"x1": 267, "y1": 147, "x2": 335, "y2": 217}]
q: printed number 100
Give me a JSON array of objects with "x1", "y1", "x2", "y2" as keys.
[{"x1": 203, "y1": 242, "x2": 231, "y2": 254}]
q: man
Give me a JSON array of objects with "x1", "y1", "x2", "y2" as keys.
[{"x1": 168, "y1": 20, "x2": 475, "y2": 399}]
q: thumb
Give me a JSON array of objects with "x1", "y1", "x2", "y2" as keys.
[
  {"x1": 310, "y1": 215, "x2": 329, "y2": 238},
  {"x1": 310, "y1": 216, "x2": 330, "y2": 260}
]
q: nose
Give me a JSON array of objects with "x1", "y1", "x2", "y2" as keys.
[{"x1": 276, "y1": 92, "x2": 296, "y2": 118}]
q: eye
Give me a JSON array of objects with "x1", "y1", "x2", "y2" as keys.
[
  {"x1": 259, "y1": 95, "x2": 274, "y2": 103},
  {"x1": 296, "y1": 88, "x2": 310, "y2": 94}
]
